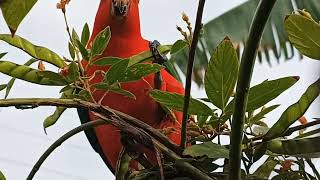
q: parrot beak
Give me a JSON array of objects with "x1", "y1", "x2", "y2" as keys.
[{"x1": 111, "y1": 0, "x2": 130, "y2": 18}]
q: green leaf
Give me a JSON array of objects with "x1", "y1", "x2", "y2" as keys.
[
  {"x1": 249, "y1": 105, "x2": 280, "y2": 125},
  {"x1": 183, "y1": 141, "x2": 229, "y2": 159},
  {"x1": 170, "y1": 40, "x2": 188, "y2": 55},
  {"x1": 93, "y1": 57, "x2": 124, "y2": 66},
  {"x1": 0, "y1": 0, "x2": 37, "y2": 34},
  {"x1": 0, "y1": 34, "x2": 66, "y2": 68},
  {"x1": 0, "y1": 60, "x2": 68, "y2": 86},
  {"x1": 66, "y1": 61, "x2": 80, "y2": 82},
  {"x1": 224, "y1": 76, "x2": 299, "y2": 119},
  {"x1": 91, "y1": 27, "x2": 111, "y2": 57},
  {"x1": 204, "y1": 38, "x2": 239, "y2": 110},
  {"x1": 76, "y1": 39, "x2": 89, "y2": 60},
  {"x1": 285, "y1": 13, "x2": 320, "y2": 60},
  {"x1": 121, "y1": 63, "x2": 164, "y2": 83},
  {"x1": 0, "y1": 84, "x2": 7, "y2": 91},
  {"x1": 149, "y1": 90, "x2": 214, "y2": 116},
  {"x1": 110, "y1": 87, "x2": 136, "y2": 99},
  {"x1": 43, "y1": 107, "x2": 67, "y2": 129},
  {"x1": 264, "y1": 78, "x2": 320, "y2": 140},
  {"x1": 81, "y1": 23, "x2": 90, "y2": 46},
  {"x1": 0, "y1": 52, "x2": 7, "y2": 59},
  {"x1": 252, "y1": 157, "x2": 278, "y2": 179},
  {"x1": 128, "y1": 45, "x2": 171, "y2": 67},
  {"x1": 104, "y1": 60, "x2": 128, "y2": 85},
  {"x1": 71, "y1": 29, "x2": 80, "y2": 43},
  {"x1": 68, "y1": 42, "x2": 75, "y2": 60},
  {"x1": 4, "y1": 58, "x2": 37, "y2": 98},
  {"x1": 43, "y1": 89, "x2": 73, "y2": 129},
  {"x1": 267, "y1": 136, "x2": 320, "y2": 157},
  {"x1": 0, "y1": 170, "x2": 6, "y2": 180}
]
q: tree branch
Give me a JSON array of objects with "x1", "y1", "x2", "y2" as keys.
[
  {"x1": 2, "y1": 98, "x2": 214, "y2": 180},
  {"x1": 229, "y1": 0, "x2": 277, "y2": 179},
  {"x1": 0, "y1": 98, "x2": 182, "y2": 155},
  {"x1": 181, "y1": 0, "x2": 206, "y2": 149}
]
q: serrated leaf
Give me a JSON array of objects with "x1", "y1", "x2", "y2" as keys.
[
  {"x1": 252, "y1": 157, "x2": 278, "y2": 179},
  {"x1": 0, "y1": 61, "x2": 68, "y2": 86},
  {"x1": 205, "y1": 38, "x2": 239, "y2": 110},
  {"x1": 104, "y1": 60, "x2": 128, "y2": 85},
  {"x1": 66, "y1": 61, "x2": 79, "y2": 82},
  {"x1": 149, "y1": 90, "x2": 214, "y2": 116},
  {"x1": 0, "y1": 34, "x2": 65, "y2": 68},
  {"x1": 264, "y1": 78, "x2": 320, "y2": 140},
  {"x1": 285, "y1": 13, "x2": 320, "y2": 60},
  {"x1": 267, "y1": 136, "x2": 320, "y2": 158},
  {"x1": 249, "y1": 105, "x2": 280, "y2": 125},
  {"x1": 121, "y1": 63, "x2": 164, "y2": 83},
  {"x1": 0, "y1": 52, "x2": 7, "y2": 59},
  {"x1": 81, "y1": 23, "x2": 90, "y2": 46},
  {"x1": 93, "y1": 57, "x2": 124, "y2": 66},
  {"x1": 170, "y1": 40, "x2": 188, "y2": 55},
  {"x1": 128, "y1": 45, "x2": 171, "y2": 67},
  {"x1": 91, "y1": 27, "x2": 111, "y2": 57},
  {"x1": 183, "y1": 141, "x2": 229, "y2": 159},
  {"x1": 0, "y1": 0, "x2": 37, "y2": 34},
  {"x1": 68, "y1": 42, "x2": 75, "y2": 60}
]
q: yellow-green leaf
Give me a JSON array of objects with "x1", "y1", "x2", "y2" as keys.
[
  {"x1": 0, "y1": 34, "x2": 66, "y2": 67},
  {"x1": 264, "y1": 78, "x2": 320, "y2": 140},
  {"x1": 0, "y1": 60, "x2": 68, "y2": 86},
  {"x1": 205, "y1": 38, "x2": 239, "y2": 110},
  {"x1": 267, "y1": 136, "x2": 320, "y2": 157},
  {"x1": 0, "y1": 0, "x2": 37, "y2": 34},
  {"x1": 0, "y1": 170, "x2": 5, "y2": 180},
  {"x1": 285, "y1": 13, "x2": 320, "y2": 60}
]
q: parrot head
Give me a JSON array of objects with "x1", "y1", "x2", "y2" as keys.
[{"x1": 110, "y1": 0, "x2": 140, "y2": 20}]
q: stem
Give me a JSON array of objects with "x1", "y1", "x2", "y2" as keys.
[
  {"x1": 27, "y1": 119, "x2": 108, "y2": 180},
  {"x1": 181, "y1": 0, "x2": 206, "y2": 149},
  {"x1": 0, "y1": 98, "x2": 182, "y2": 155},
  {"x1": 229, "y1": 0, "x2": 277, "y2": 179}
]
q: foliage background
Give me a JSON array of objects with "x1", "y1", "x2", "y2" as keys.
[{"x1": 0, "y1": 0, "x2": 319, "y2": 179}]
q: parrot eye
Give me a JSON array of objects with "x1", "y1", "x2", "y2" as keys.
[{"x1": 111, "y1": 0, "x2": 130, "y2": 17}]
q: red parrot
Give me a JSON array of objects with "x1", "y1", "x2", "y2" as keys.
[{"x1": 78, "y1": 0, "x2": 185, "y2": 174}]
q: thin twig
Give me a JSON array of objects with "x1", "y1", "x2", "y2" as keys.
[
  {"x1": 181, "y1": 0, "x2": 206, "y2": 149},
  {"x1": 229, "y1": 0, "x2": 277, "y2": 179},
  {"x1": 27, "y1": 119, "x2": 108, "y2": 180}
]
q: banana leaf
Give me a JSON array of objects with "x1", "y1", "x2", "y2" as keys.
[{"x1": 171, "y1": 0, "x2": 320, "y2": 86}]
